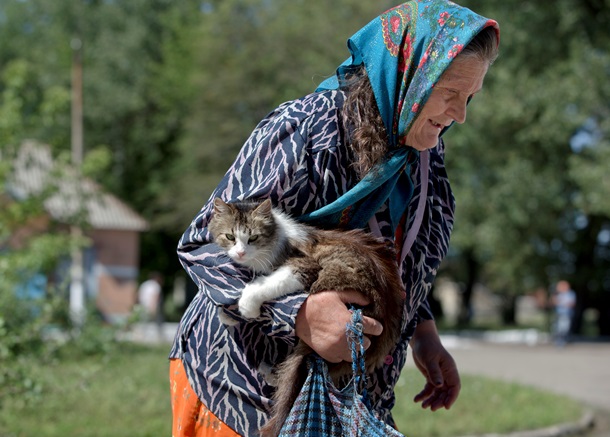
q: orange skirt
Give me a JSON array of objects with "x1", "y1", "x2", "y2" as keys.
[{"x1": 170, "y1": 359, "x2": 240, "y2": 437}]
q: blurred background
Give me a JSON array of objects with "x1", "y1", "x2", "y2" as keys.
[{"x1": 1, "y1": 1, "x2": 609, "y2": 436}]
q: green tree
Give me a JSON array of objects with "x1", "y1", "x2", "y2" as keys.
[
  {"x1": 444, "y1": 0, "x2": 610, "y2": 331},
  {"x1": 161, "y1": 0, "x2": 397, "y2": 231},
  {"x1": 0, "y1": 57, "x2": 74, "y2": 409},
  {"x1": 3, "y1": 0, "x2": 609, "y2": 334},
  {"x1": 0, "y1": 0, "x2": 204, "y2": 278}
]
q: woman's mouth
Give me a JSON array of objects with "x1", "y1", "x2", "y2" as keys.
[{"x1": 430, "y1": 120, "x2": 444, "y2": 130}]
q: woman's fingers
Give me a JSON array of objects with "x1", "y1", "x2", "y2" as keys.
[
  {"x1": 361, "y1": 315, "x2": 383, "y2": 337},
  {"x1": 414, "y1": 382, "x2": 459, "y2": 411}
]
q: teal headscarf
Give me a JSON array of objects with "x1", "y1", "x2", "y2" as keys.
[{"x1": 301, "y1": 0, "x2": 499, "y2": 230}]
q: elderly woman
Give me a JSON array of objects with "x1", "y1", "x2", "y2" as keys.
[{"x1": 169, "y1": 1, "x2": 499, "y2": 436}]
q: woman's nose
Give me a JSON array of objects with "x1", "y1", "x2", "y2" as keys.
[{"x1": 449, "y1": 100, "x2": 468, "y2": 124}]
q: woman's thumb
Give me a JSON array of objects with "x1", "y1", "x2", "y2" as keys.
[{"x1": 427, "y1": 363, "x2": 444, "y2": 387}]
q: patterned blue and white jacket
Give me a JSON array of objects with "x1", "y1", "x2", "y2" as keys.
[{"x1": 169, "y1": 88, "x2": 455, "y2": 436}]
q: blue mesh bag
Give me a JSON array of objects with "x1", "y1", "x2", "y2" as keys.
[{"x1": 278, "y1": 310, "x2": 405, "y2": 437}]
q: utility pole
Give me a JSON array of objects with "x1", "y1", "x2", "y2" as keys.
[
  {"x1": 71, "y1": 37, "x2": 83, "y2": 165},
  {"x1": 69, "y1": 36, "x2": 85, "y2": 328}
]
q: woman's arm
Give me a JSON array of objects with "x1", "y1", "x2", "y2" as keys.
[
  {"x1": 409, "y1": 319, "x2": 461, "y2": 410},
  {"x1": 178, "y1": 92, "x2": 349, "y2": 342}
]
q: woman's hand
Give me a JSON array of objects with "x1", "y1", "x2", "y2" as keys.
[
  {"x1": 410, "y1": 319, "x2": 461, "y2": 411},
  {"x1": 295, "y1": 290, "x2": 383, "y2": 363}
]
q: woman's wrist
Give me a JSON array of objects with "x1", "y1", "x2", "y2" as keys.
[{"x1": 410, "y1": 319, "x2": 441, "y2": 349}]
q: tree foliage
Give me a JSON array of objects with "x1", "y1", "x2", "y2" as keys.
[
  {"x1": 159, "y1": 0, "x2": 397, "y2": 229},
  {"x1": 1, "y1": 0, "x2": 609, "y2": 333},
  {"x1": 0, "y1": 47, "x2": 74, "y2": 409},
  {"x1": 443, "y1": 0, "x2": 610, "y2": 329}
]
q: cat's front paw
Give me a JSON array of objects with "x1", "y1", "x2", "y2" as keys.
[{"x1": 238, "y1": 294, "x2": 262, "y2": 319}]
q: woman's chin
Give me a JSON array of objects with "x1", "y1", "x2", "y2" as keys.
[{"x1": 411, "y1": 142, "x2": 439, "y2": 152}]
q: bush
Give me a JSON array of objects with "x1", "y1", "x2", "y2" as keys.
[
  {"x1": 0, "y1": 286, "x2": 127, "y2": 411},
  {"x1": 0, "y1": 290, "x2": 57, "y2": 408}
]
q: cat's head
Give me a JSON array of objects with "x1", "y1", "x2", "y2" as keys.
[{"x1": 208, "y1": 198, "x2": 277, "y2": 271}]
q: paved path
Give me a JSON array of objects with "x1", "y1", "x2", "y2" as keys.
[{"x1": 428, "y1": 336, "x2": 610, "y2": 436}]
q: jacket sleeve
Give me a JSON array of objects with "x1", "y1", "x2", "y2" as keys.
[{"x1": 177, "y1": 93, "x2": 347, "y2": 342}]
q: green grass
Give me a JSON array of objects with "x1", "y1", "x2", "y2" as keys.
[
  {"x1": 393, "y1": 366, "x2": 584, "y2": 437},
  {"x1": 0, "y1": 343, "x2": 172, "y2": 437},
  {"x1": 0, "y1": 344, "x2": 584, "y2": 437}
]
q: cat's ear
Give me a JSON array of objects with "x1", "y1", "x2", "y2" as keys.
[
  {"x1": 255, "y1": 199, "x2": 273, "y2": 217},
  {"x1": 213, "y1": 197, "x2": 231, "y2": 215}
]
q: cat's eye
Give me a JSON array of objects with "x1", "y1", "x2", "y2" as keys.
[
  {"x1": 225, "y1": 234, "x2": 235, "y2": 241},
  {"x1": 248, "y1": 235, "x2": 259, "y2": 243}
]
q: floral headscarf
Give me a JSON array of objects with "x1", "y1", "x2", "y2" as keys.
[
  {"x1": 302, "y1": 0, "x2": 499, "y2": 230},
  {"x1": 318, "y1": 0, "x2": 499, "y2": 148}
]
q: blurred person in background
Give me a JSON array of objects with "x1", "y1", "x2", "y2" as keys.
[
  {"x1": 137, "y1": 272, "x2": 163, "y2": 322},
  {"x1": 552, "y1": 280, "x2": 576, "y2": 346}
]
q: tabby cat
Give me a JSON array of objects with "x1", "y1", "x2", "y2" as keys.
[{"x1": 208, "y1": 197, "x2": 404, "y2": 437}]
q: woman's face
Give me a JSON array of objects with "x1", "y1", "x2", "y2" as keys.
[{"x1": 404, "y1": 56, "x2": 490, "y2": 151}]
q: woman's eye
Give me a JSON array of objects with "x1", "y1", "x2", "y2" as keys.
[
  {"x1": 225, "y1": 234, "x2": 235, "y2": 241},
  {"x1": 248, "y1": 235, "x2": 259, "y2": 243}
]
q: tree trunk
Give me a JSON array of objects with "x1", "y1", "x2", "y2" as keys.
[
  {"x1": 458, "y1": 250, "x2": 478, "y2": 327},
  {"x1": 597, "y1": 293, "x2": 610, "y2": 337},
  {"x1": 501, "y1": 294, "x2": 517, "y2": 326},
  {"x1": 570, "y1": 215, "x2": 603, "y2": 335}
]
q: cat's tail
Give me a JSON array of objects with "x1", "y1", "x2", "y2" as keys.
[{"x1": 259, "y1": 342, "x2": 312, "y2": 437}]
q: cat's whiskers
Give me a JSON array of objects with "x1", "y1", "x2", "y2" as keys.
[{"x1": 251, "y1": 250, "x2": 275, "y2": 273}]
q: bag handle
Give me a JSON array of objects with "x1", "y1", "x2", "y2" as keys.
[{"x1": 346, "y1": 308, "x2": 372, "y2": 408}]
